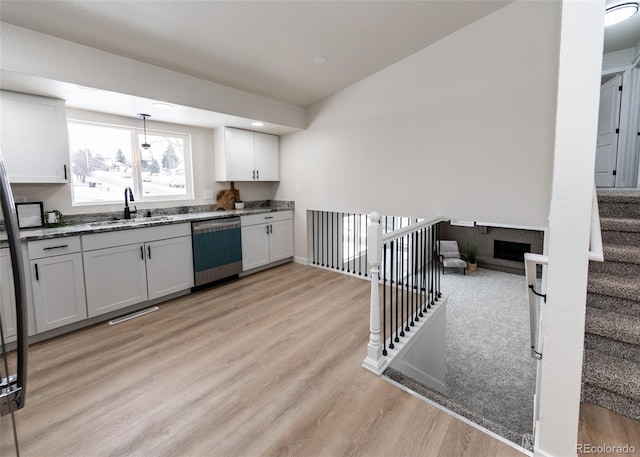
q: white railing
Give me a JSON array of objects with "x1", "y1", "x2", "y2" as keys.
[
  {"x1": 362, "y1": 212, "x2": 448, "y2": 374},
  {"x1": 524, "y1": 183, "x2": 603, "y2": 360}
]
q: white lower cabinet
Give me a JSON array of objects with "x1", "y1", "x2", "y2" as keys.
[
  {"x1": 241, "y1": 211, "x2": 293, "y2": 271},
  {"x1": 28, "y1": 237, "x2": 87, "y2": 333},
  {"x1": 241, "y1": 224, "x2": 271, "y2": 271},
  {"x1": 82, "y1": 224, "x2": 193, "y2": 318},
  {"x1": 146, "y1": 236, "x2": 194, "y2": 301},
  {"x1": 83, "y1": 244, "x2": 149, "y2": 318},
  {"x1": 0, "y1": 248, "x2": 17, "y2": 339}
]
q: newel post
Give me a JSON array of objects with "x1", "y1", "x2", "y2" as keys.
[{"x1": 362, "y1": 211, "x2": 387, "y2": 374}]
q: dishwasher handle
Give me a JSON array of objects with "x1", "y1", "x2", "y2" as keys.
[{"x1": 193, "y1": 219, "x2": 240, "y2": 232}]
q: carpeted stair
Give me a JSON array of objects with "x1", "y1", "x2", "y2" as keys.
[{"x1": 582, "y1": 190, "x2": 640, "y2": 420}]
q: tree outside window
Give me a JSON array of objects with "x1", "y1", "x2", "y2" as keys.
[{"x1": 68, "y1": 120, "x2": 192, "y2": 205}]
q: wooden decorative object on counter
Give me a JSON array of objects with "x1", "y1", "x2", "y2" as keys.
[{"x1": 215, "y1": 182, "x2": 240, "y2": 210}]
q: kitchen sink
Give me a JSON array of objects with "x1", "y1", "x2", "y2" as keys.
[{"x1": 88, "y1": 216, "x2": 173, "y2": 227}]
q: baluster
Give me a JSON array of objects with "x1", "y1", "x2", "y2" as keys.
[
  {"x1": 389, "y1": 240, "x2": 396, "y2": 349},
  {"x1": 382, "y1": 241, "x2": 387, "y2": 356},
  {"x1": 311, "y1": 211, "x2": 316, "y2": 265},
  {"x1": 330, "y1": 212, "x2": 334, "y2": 269},
  {"x1": 320, "y1": 211, "x2": 324, "y2": 266},
  {"x1": 400, "y1": 236, "x2": 406, "y2": 335},
  {"x1": 395, "y1": 238, "x2": 400, "y2": 342},
  {"x1": 404, "y1": 235, "x2": 410, "y2": 332},
  {"x1": 413, "y1": 231, "x2": 419, "y2": 322},
  {"x1": 436, "y1": 223, "x2": 441, "y2": 300},
  {"x1": 429, "y1": 226, "x2": 434, "y2": 308},
  {"x1": 365, "y1": 214, "x2": 368, "y2": 277},
  {"x1": 340, "y1": 213, "x2": 345, "y2": 271},
  {"x1": 418, "y1": 228, "x2": 425, "y2": 317},
  {"x1": 362, "y1": 211, "x2": 385, "y2": 374}
]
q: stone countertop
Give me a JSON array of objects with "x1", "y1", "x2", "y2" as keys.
[{"x1": 1, "y1": 207, "x2": 293, "y2": 243}]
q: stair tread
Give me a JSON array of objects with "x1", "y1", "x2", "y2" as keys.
[
  {"x1": 586, "y1": 307, "x2": 640, "y2": 345},
  {"x1": 601, "y1": 217, "x2": 640, "y2": 233},
  {"x1": 588, "y1": 272, "x2": 640, "y2": 301},
  {"x1": 603, "y1": 244, "x2": 640, "y2": 265},
  {"x1": 598, "y1": 190, "x2": 640, "y2": 204},
  {"x1": 583, "y1": 350, "x2": 640, "y2": 401}
]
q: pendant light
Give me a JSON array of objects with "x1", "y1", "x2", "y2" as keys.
[{"x1": 137, "y1": 113, "x2": 151, "y2": 150}]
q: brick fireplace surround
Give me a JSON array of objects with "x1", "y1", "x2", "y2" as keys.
[{"x1": 438, "y1": 221, "x2": 544, "y2": 276}]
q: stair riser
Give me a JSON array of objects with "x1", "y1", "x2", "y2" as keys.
[
  {"x1": 602, "y1": 230, "x2": 640, "y2": 246},
  {"x1": 588, "y1": 281, "x2": 640, "y2": 302},
  {"x1": 589, "y1": 261, "x2": 640, "y2": 276},
  {"x1": 587, "y1": 293, "x2": 640, "y2": 318},
  {"x1": 599, "y1": 202, "x2": 640, "y2": 219},
  {"x1": 581, "y1": 384, "x2": 640, "y2": 421},
  {"x1": 585, "y1": 333, "x2": 640, "y2": 363}
]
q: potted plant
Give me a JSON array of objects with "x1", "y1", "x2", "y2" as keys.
[
  {"x1": 465, "y1": 241, "x2": 478, "y2": 271},
  {"x1": 234, "y1": 200, "x2": 245, "y2": 210}
]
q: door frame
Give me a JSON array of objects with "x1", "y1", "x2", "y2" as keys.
[{"x1": 602, "y1": 59, "x2": 640, "y2": 188}]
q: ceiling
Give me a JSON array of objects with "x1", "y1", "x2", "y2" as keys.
[
  {"x1": 604, "y1": 0, "x2": 640, "y2": 54},
  {"x1": 1, "y1": 1, "x2": 638, "y2": 131}
]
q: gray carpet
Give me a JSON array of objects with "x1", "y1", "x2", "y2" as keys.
[{"x1": 384, "y1": 268, "x2": 536, "y2": 450}]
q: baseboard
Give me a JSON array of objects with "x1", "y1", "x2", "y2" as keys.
[
  {"x1": 390, "y1": 359, "x2": 446, "y2": 392},
  {"x1": 294, "y1": 256, "x2": 308, "y2": 265}
]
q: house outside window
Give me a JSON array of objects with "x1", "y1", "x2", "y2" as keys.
[{"x1": 67, "y1": 120, "x2": 193, "y2": 205}]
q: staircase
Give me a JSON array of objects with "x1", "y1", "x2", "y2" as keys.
[{"x1": 582, "y1": 190, "x2": 640, "y2": 420}]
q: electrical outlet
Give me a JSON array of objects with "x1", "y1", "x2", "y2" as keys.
[
  {"x1": 204, "y1": 189, "x2": 214, "y2": 200},
  {"x1": 296, "y1": 184, "x2": 300, "y2": 193}
]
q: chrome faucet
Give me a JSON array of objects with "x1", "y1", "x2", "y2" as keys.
[{"x1": 124, "y1": 187, "x2": 137, "y2": 219}]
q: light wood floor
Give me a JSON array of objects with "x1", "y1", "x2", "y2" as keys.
[{"x1": 2, "y1": 263, "x2": 638, "y2": 456}]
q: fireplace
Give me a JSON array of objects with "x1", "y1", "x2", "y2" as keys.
[{"x1": 494, "y1": 240, "x2": 530, "y2": 262}]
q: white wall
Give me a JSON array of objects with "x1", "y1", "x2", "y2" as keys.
[
  {"x1": 10, "y1": 108, "x2": 277, "y2": 216},
  {"x1": 276, "y1": 0, "x2": 561, "y2": 261},
  {"x1": 0, "y1": 22, "x2": 305, "y2": 130},
  {"x1": 534, "y1": 1, "x2": 605, "y2": 455},
  {"x1": 602, "y1": 47, "x2": 636, "y2": 70}
]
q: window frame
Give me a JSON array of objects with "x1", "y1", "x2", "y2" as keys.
[{"x1": 67, "y1": 119, "x2": 194, "y2": 206}]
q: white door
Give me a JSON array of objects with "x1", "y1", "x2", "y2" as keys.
[
  {"x1": 269, "y1": 219, "x2": 294, "y2": 263},
  {"x1": 146, "y1": 236, "x2": 194, "y2": 301},
  {"x1": 241, "y1": 224, "x2": 270, "y2": 271},
  {"x1": 254, "y1": 132, "x2": 279, "y2": 181},
  {"x1": 595, "y1": 75, "x2": 622, "y2": 187},
  {"x1": 83, "y1": 244, "x2": 148, "y2": 317},
  {"x1": 31, "y1": 253, "x2": 87, "y2": 332},
  {"x1": 0, "y1": 248, "x2": 17, "y2": 338},
  {"x1": 225, "y1": 127, "x2": 255, "y2": 181}
]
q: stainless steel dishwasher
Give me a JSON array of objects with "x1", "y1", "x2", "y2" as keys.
[{"x1": 192, "y1": 216, "x2": 242, "y2": 287}]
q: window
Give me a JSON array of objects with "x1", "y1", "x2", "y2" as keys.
[{"x1": 67, "y1": 120, "x2": 193, "y2": 205}]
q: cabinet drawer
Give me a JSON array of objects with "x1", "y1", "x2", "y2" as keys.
[
  {"x1": 241, "y1": 211, "x2": 292, "y2": 227},
  {"x1": 82, "y1": 223, "x2": 191, "y2": 251},
  {"x1": 28, "y1": 236, "x2": 81, "y2": 259}
]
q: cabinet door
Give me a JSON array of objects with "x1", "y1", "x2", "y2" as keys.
[
  {"x1": 83, "y1": 244, "x2": 148, "y2": 318},
  {"x1": 0, "y1": 91, "x2": 69, "y2": 183},
  {"x1": 225, "y1": 127, "x2": 255, "y2": 181},
  {"x1": 241, "y1": 224, "x2": 270, "y2": 271},
  {"x1": 269, "y1": 219, "x2": 294, "y2": 263},
  {"x1": 254, "y1": 132, "x2": 279, "y2": 181},
  {"x1": 31, "y1": 253, "x2": 87, "y2": 333},
  {"x1": 146, "y1": 236, "x2": 194, "y2": 301},
  {"x1": 0, "y1": 249, "x2": 17, "y2": 338}
]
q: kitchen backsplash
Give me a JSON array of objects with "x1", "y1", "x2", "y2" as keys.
[{"x1": 1, "y1": 200, "x2": 294, "y2": 230}]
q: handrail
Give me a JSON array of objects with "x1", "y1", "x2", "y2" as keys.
[
  {"x1": 382, "y1": 216, "x2": 447, "y2": 244},
  {"x1": 524, "y1": 182, "x2": 603, "y2": 360},
  {"x1": 363, "y1": 211, "x2": 444, "y2": 374},
  {"x1": 588, "y1": 182, "x2": 604, "y2": 262},
  {"x1": 524, "y1": 253, "x2": 548, "y2": 360}
]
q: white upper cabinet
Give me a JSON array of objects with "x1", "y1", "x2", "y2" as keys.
[
  {"x1": 0, "y1": 91, "x2": 70, "y2": 183},
  {"x1": 215, "y1": 127, "x2": 279, "y2": 181},
  {"x1": 253, "y1": 132, "x2": 279, "y2": 181}
]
